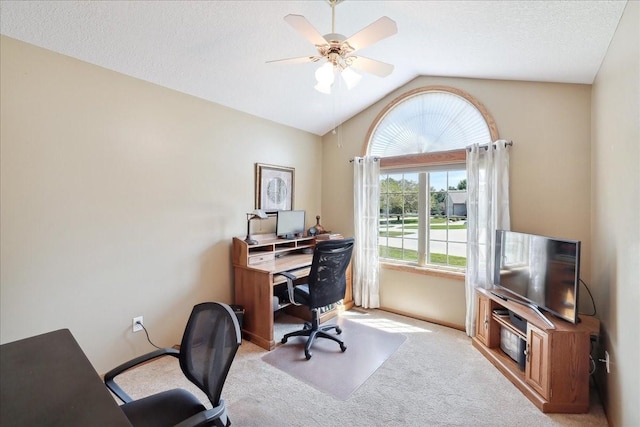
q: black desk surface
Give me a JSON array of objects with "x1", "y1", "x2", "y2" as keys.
[{"x1": 0, "y1": 328, "x2": 131, "y2": 426}]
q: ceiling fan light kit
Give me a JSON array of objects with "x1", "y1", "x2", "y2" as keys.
[
  {"x1": 340, "y1": 67, "x2": 362, "y2": 89},
  {"x1": 268, "y1": 0, "x2": 397, "y2": 94},
  {"x1": 314, "y1": 62, "x2": 335, "y2": 94},
  {"x1": 314, "y1": 61, "x2": 362, "y2": 93}
]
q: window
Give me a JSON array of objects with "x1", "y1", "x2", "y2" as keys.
[
  {"x1": 379, "y1": 168, "x2": 467, "y2": 271},
  {"x1": 366, "y1": 86, "x2": 499, "y2": 275}
]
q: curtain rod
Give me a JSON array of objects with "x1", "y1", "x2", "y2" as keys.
[
  {"x1": 348, "y1": 141, "x2": 513, "y2": 160},
  {"x1": 466, "y1": 140, "x2": 513, "y2": 152},
  {"x1": 349, "y1": 157, "x2": 380, "y2": 163}
]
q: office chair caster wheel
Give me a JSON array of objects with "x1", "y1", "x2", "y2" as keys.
[
  {"x1": 281, "y1": 337, "x2": 288, "y2": 344},
  {"x1": 335, "y1": 326, "x2": 342, "y2": 334},
  {"x1": 305, "y1": 350, "x2": 312, "y2": 360},
  {"x1": 340, "y1": 343, "x2": 347, "y2": 352}
]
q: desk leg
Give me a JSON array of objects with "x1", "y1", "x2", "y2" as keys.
[{"x1": 234, "y1": 267, "x2": 275, "y2": 350}]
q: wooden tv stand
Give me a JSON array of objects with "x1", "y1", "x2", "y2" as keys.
[
  {"x1": 232, "y1": 234, "x2": 353, "y2": 350},
  {"x1": 472, "y1": 287, "x2": 599, "y2": 413}
]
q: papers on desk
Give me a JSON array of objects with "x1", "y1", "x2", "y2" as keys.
[{"x1": 315, "y1": 233, "x2": 343, "y2": 240}]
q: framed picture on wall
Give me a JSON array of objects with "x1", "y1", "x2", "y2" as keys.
[{"x1": 255, "y1": 163, "x2": 294, "y2": 212}]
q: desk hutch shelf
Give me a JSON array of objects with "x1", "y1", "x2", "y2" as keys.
[{"x1": 232, "y1": 234, "x2": 353, "y2": 350}]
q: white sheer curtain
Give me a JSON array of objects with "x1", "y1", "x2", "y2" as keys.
[
  {"x1": 465, "y1": 140, "x2": 511, "y2": 336},
  {"x1": 353, "y1": 157, "x2": 380, "y2": 308}
]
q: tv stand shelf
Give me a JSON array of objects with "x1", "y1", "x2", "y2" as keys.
[
  {"x1": 492, "y1": 311, "x2": 526, "y2": 339},
  {"x1": 473, "y1": 287, "x2": 599, "y2": 413}
]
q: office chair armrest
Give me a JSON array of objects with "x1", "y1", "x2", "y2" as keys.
[
  {"x1": 280, "y1": 271, "x2": 302, "y2": 306},
  {"x1": 104, "y1": 347, "x2": 180, "y2": 403},
  {"x1": 174, "y1": 400, "x2": 228, "y2": 427}
]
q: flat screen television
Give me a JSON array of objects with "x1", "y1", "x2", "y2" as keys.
[
  {"x1": 493, "y1": 230, "x2": 580, "y2": 324},
  {"x1": 276, "y1": 210, "x2": 305, "y2": 239}
]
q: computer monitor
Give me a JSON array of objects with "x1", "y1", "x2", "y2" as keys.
[{"x1": 276, "y1": 210, "x2": 305, "y2": 239}]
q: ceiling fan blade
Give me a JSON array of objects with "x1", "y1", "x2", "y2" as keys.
[
  {"x1": 349, "y1": 56, "x2": 394, "y2": 77},
  {"x1": 344, "y1": 16, "x2": 398, "y2": 51},
  {"x1": 266, "y1": 55, "x2": 323, "y2": 65},
  {"x1": 284, "y1": 14, "x2": 328, "y2": 47}
]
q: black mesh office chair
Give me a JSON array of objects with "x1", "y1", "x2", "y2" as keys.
[
  {"x1": 280, "y1": 238, "x2": 355, "y2": 360},
  {"x1": 104, "y1": 302, "x2": 241, "y2": 427}
]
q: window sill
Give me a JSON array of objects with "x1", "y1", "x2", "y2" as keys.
[{"x1": 380, "y1": 261, "x2": 466, "y2": 281}]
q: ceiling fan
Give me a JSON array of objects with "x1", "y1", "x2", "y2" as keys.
[{"x1": 267, "y1": 0, "x2": 397, "y2": 93}]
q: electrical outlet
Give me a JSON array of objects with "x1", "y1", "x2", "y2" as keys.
[{"x1": 132, "y1": 316, "x2": 143, "y2": 333}]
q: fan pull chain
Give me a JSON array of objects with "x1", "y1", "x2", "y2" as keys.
[{"x1": 332, "y1": 85, "x2": 343, "y2": 148}]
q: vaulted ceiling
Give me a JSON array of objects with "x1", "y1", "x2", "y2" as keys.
[{"x1": 0, "y1": 1, "x2": 628, "y2": 136}]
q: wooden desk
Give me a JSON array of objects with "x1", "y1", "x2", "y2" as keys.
[
  {"x1": 232, "y1": 234, "x2": 353, "y2": 350},
  {"x1": 0, "y1": 329, "x2": 132, "y2": 426}
]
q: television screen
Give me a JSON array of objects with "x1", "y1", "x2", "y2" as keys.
[
  {"x1": 276, "y1": 210, "x2": 305, "y2": 239},
  {"x1": 494, "y1": 230, "x2": 580, "y2": 324}
]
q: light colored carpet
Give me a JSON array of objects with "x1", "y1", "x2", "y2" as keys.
[
  {"x1": 111, "y1": 309, "x2": 608, "y2": 427},
  {"x1": 262, "y1": 317, "x2": 407, "y2": 400}
]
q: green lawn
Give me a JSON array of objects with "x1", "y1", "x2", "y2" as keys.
[
  {"x1": 379, "y1": 218, "x2": 467, "y2": 266},
  {"x1": 380, "y1": 246, "x2": 467, "y2": 267},
  {"x1": 430, "y1": 224, "x2": 467, "y2": 230}
]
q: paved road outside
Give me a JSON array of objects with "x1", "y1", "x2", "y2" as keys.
[{"x1": 380, "y1": 220, "x2": 467, "y2": 257}]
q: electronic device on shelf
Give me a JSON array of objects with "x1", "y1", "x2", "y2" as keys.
[
  {"x1": 500, "y1": 327, "x2": 526, "y2": 370},
  {"x1": 493, "y1": 230, "x2": 581, "y2": 324},
  {"x1": 276, "y1": 210, "x2": 306, "y2": 239}
]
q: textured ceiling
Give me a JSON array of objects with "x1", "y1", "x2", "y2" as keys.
[{"x1": 0, "y1": 1, "x2": 628, "y2": 136}]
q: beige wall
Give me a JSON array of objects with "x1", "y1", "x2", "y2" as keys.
[
  {"x1": 322, "y1": 76, "x2": 592, "y2": 327},
  {"x1": 0, "y1": 36, "x2": 322, "y2": 373},
  {"x1": 320, "y1": 4, "x2": 639, "y2": 423},
  {"x1": 591, "y1": 2, "x2": 640, "y2": 426},
  {"x1": 2, "y1": 5, "x2": 638, "y2": 422}
]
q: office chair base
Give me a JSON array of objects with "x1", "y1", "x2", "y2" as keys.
[{"x1": 281, "y1": 324, "x2": 346, "y2": 360}]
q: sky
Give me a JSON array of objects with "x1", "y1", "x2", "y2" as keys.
[{"x1": 431, "y1": 170, "x2": 466, "y2": 191}]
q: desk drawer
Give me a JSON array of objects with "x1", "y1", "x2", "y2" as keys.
[{"x1": 248, "y1": 252, "x2": 275, "y2": 265}]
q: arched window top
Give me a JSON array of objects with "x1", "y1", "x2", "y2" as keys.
[{"x1": 366, "y1": 86, "x2": 499, "y2": 157}]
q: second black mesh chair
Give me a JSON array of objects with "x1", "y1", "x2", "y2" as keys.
[
  {"x1": 104, "y1": 302, "x2": 241, "y2": 427},
  {"x1": 280, "y1": 238, "x2": 355, "y2": 360}
]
